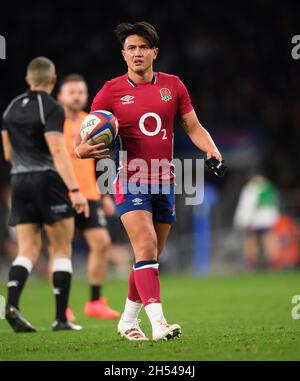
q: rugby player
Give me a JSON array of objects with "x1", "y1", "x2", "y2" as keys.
[{"x1": 75, "y1": 22, "x2": 222, "y2": 341}]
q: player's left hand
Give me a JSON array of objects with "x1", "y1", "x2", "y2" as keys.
[
  {"x1": 101, "y1": 195, "x2": 116, "y2": 217},
  {"x1": 206, "y1": 147, "x2": 222, "y2": 162}
]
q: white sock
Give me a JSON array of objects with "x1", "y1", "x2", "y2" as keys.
[
  {"x1": 52, "y1": 258, "x2": 72, "y2": 273},
  {"x1": 12, "y1": 256, "x2": 33, "y2": 273},
  {"x1": 122, "y1": 298, "x2": 143, "y2": 325},
  {"x1": 144, "y1": 303, "x2": 167, "y2": 332}
]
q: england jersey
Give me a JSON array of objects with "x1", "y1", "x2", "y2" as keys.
[{"x1": 91, "y1": 72, "x2": 193, "y2": 184}]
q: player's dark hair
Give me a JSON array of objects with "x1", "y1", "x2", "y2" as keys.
[
  {"x1": 114, "y1": 21, "x2": 159, "y2": 48},
  {"x1": 59, "y1": 73, "x2": 87, "y2": 90}
]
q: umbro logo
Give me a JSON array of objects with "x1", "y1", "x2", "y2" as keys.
[
  {"x1": 120, "y1": 95, "x2": 135, "y2": 105},
  {"x1": 147, "y1": 298, "x2": 157, "y2": 303},
  {"x1": 132, "y1": 197, "x2": 143, "y2": 206}
]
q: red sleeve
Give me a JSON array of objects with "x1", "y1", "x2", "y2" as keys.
[
  {"x1": 177, "y1": 77, "x2": 193, "y2": 116},
  {"x1": 90, "y1": 82, "x2": 112, "y2": 112}
]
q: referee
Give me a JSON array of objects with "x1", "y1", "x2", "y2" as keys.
[{"x1": 1, "y1": 57, "x2": 107, "y2": 332}]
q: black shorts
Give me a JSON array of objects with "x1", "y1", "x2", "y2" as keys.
[
  {"x1": 9, "y1": 171, "x2": 74, "y2": 226},
  {"x1": 75, "y1": 200, "x2": 107, "y2": 231}
]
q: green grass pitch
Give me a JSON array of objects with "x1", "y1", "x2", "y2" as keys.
[{"x1": 0, "y1": 271, "x2": 300, "y2": 361}]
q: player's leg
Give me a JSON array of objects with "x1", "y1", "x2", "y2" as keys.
[
  {"x1": 48, "y1": 247, "x2": 53, "y2": 281},
  {"x1": 47, "y1": 244, "x2": 76, "y2": 322},
  {"x1": 76, "y1": 199, "x2": 120, "y2": 318},
  {"x1": 6, "y1": 223, "x2": 41, "y2": 332},
  {"x1": 106, "y1": 243, "x2": 132, "y2": 278},
  {"x1": 39, "y1": 170, "x2": 79, "y2": 330},
  {"x1": 141, "y1": 184, "x2": 180, "y2": 340},
  {"x1": 83, "y1": 227, "x2": 120, "y2": 319},
  {"x1": 115, "y1": 178, "x2": 179, "y2": 340},
  {"x1": 119, "y1": 210, "x2": 180, "y2": 341},
  {"x1": 154, "y1": 222, "x2": 171, "y2": 261},
  {"x1": 244, "y1": 232, "x2": 259, "y2": 268},
  {"x1": 117, "y1": 210, "x2": 156, "y2": 340},
  {"x1": 85, "y1": 228, "x2": 110, "y2": 292},
  {"x1": 152, "y1": 183, "x2": 177, "y2": 262},
  {"x1": 44, "y1": 217, "x2": 81, "y2": 331},
  {"x1": 6, "y1": 224, "x2": 41, "y2": 333},
  {"x1": 113, "y1": 180, "x2": 147, "y2": 339},
  {"x1": 7, "y1": 224, "x2": 41, "y2": 309}
]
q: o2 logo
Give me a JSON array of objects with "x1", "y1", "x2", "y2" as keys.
[
  {"x1": 139, "y1": 112, "x2": 167, "y2": 140},
  {"x1": 291, "y1": 35, "x2": 300, "y2": 60},
  {"x1": 291, "y1": 295, "x2": 300, "y2": 320},
  {"x1": 0, "y1": 35, "x2": 6, "y2": 59}
]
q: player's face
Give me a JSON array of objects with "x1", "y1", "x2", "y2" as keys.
[
  {"x1": 58, "y1": 81, "x2": 88, "y2": 112},
  {"x1": 122, "y1": 35, "x2": 158, "y2": 74}
]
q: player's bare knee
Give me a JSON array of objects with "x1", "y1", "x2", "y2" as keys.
[
  {"x1": 135, "y1": 237, "x2": 158, "y2": 261},
  {"x1": 89, "y1": 241, "x2": 110, "y2": 258},
  {"x1": 18, "y1": 240, "x2": 42, "y2": 263},
  {"x1": 48, "y1": 232, "x2": 72, "y2": 251},
  {"x1": 86, "y1": 230, "x2": 111, "y2": 254},
  {"x1": 51, "y1": 243, "x2": 72, "y2": 259},
  {"x1": 99, "y1": 233, "x2": 111, "y2": 251},
  {"x1": 103, "y1": 234, "x2": 112, "y2": 251}
]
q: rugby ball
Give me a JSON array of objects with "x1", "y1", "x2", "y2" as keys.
[{"x1": 80, "y1": 110, "x2": 118, "y2": 147}]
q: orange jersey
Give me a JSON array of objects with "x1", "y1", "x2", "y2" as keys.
[{"x1": 64, "y1": 111, "x2": 100, "y2": 200}]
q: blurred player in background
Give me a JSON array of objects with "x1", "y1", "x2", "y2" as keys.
[
  {"x1": 75, "y1": 22, "x2": 222, "y2": 341},
  {"x1": 233, "y1": 168, "x2": 280, "y2": 268},
  {"x1": 1, "y1": 57, "x2": 96, "y2": 332},
  {"x1": 51, "y1": 74, "x2": 119, "y2": 320}
]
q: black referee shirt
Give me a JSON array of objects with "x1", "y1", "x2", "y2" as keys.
[{"x1": 1, "y1": 90, "x2": 65, "y2": 174}]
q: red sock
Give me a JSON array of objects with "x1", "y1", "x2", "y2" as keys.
[
  {"x1": 134, "y1": 261, "x2": 161, "y2": 307},
  {"x1": 127, "y1": 269, "x2": 141, "y2": 303}
]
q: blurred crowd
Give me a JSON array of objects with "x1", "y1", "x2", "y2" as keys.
[{"x1": 0, "y1": 0, "x2": 300, "y2": 272}]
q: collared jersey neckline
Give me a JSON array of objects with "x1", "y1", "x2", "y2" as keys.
[{"x1": 127, "y1": 73, "x2": 158, "y2": 87}]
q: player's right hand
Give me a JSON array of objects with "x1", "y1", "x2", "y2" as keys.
[
  {"x1": 70, "y1": 191, "x2": 90, "y2": 218},
  {"x1": 75, "y1": 137, "x2": 110, "y2": 159}
]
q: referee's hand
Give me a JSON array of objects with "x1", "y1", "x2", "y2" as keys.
[{"x1": 70, "y1": 191, "x2": 90, "y2": 218}]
